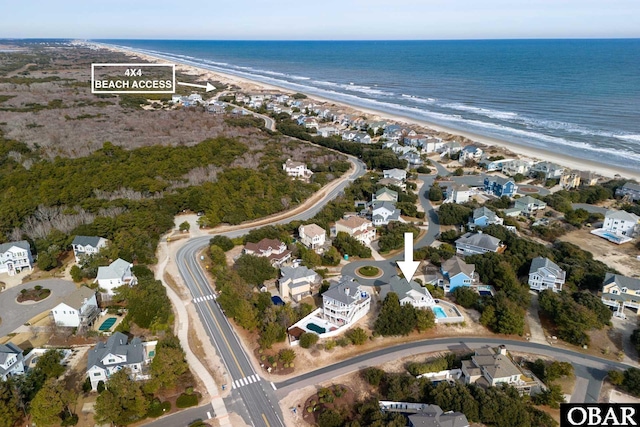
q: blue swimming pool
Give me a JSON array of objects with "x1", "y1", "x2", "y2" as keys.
[
  {"x1": 432, "y1": 306, "x2": 447, "y2": 319},
  {"x1": 602, "y1": 232, "x2": 623, "y2": 242}
]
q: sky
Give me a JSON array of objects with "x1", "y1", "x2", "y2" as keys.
[{"x1": 1, "y1": 0, "x2": 639, "y2": 40}]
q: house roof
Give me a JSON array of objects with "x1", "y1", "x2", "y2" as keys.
[
  {"x1": 87, "y1": 332, "x2": 144, "y2": 372},
  {"x1": 462, "y1": 145, "x2": 482, "y2": 154},
  {"x1": 455, "y1": 232, "x2": 502, "y2": 251},
  {"x1": 441, "y1": 257, "x2": 475, "y2": 278},
  {"x1": 621, "y1": 182, "x2": 640, "y2": 192},
  {"x1": 372, "y1": 201, "x2": 397, "y2": 212},
  {"x1": 300, "y1": 224, "x2": 325, "y2": 238},
  {"x1": 486, "y1": 176, "x2": 513, "y2": 186},
  {"x1": 0, "y1": 342, "x2": 22, "y2": 366},
  {"x1": 284, "y1": 159, "x2": 305, "y2": 168},
  {"x1": 380, "y1": 275, "x2": 429, "y2": 301},
  {"x1": 472, "y1": 347, "x2": 522, "y2": 380},
  {"x1": 383, "y1": 168, "x2": 407, "y2": 179},
  {"x1": 378, "y1": 178, "x2": 404, "y2": 187},
  {"x1": 375, "y1": 187, "x2": 398, "y2": 199},
  {"x1": 604, "y1": 273, "x2": 640, "y2": 291},
  {"x1": 605, "y1": 209, "x2": 640, "y2": 222},
  {"x1": 96, "y1": 258, "x2": 132, "y2": 281},
  {"x1": 58, "y1": 286, "x2": 96, "y2": 310},
  {"x1": 472, "y1": 207, "x2": 498, "y2": 222},
  {"x1": 408, "y1": 407, "x2": 470, "y2": 427},
  {"x1": 323, "y1": 276, "x2": 364, "y2": 305},
  {"x1": 515, "y1": 195, "x2": 546, "y2": 206},
  {"x1": 0, "y1": 240, "x2": 30, "y2": 254},
  {"x1": 336, "y1": 216, "x2": 372, "y2": 230},
  {"x1": 245, "y1": 238, "x2": 285, "y2": 253},
  {"x1": 72, "y1": 236, "x2": 105, "y2": 247},
  {"x1": 529, "y1": 257, "x2": 565, "y2": 281},
  {"x1": 280, "y1": 266, "x2": 318, "y2": 284}
]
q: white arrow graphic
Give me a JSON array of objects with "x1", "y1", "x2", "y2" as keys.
[
  {"x1": 177, "y1": 81, "x2": 216, "y2": 92},
  {"x1": 397, "y1": 232, "x2": 420, "y2": 282}
]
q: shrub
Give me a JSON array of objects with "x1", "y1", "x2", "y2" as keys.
[
  {"x1": 97, "y1": 380, "x2": 105, "y2": 393},
  {"x1": 176, "y1": 392, "x2": 199, "y2": 408},
  {"x1": 346, "y1": 327, "x2": 368, "y2": 345},
  {"x1": 82, "y1": 376, "x2": 92, "y2": 393},
  {"x1": 210, "y1": 235, "x2": 234, "y2": 252},
  {"x1": 299, "y1": 332, "x2": 319, "y2": 349}
]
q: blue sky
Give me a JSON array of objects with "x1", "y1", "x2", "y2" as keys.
[{"x1": 2, "y1": 0, "x2": 639, "y2": 40}]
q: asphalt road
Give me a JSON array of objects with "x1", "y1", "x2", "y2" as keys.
[
  {"x1": 273, "y1": 337, "x2": 631, "y2": 403},
  {"x1": 167, "y1": 156, "x2": 367, "y2": 427},
  {"x1": 0, "y1": 279, "x2": 77, "y2": 337}
]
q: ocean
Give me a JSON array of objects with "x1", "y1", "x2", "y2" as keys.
[{"x1": 99, "y1": 39, "x2": 640, "y2": 172}]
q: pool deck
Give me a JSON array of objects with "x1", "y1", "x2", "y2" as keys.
[{"x1": 590, "y1": 228, "x2": 633, "y2": 245}]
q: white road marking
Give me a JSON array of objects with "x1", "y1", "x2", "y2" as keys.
[{"x1": 271, "y1": 382, "x2": 277, "y2": 390}]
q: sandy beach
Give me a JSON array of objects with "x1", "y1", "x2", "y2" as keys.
[{"x1": 95, "y1": 43, "x2": 640, "y2": 182}]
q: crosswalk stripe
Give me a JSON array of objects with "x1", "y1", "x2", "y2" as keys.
[
  {"x1": 251, "y1": 374, "x2": 259, "y2": 383},
  {"x1": 247, "y1": 376, "x2": 254, "y2": 384}
]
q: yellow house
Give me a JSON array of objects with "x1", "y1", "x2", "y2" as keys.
[{"x1": 601, "y1": 273, "x2": 640, "y2": 315}]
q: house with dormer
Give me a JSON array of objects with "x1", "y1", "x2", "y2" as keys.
[
  {"x1": 244, "y1": 238, "x2": 292, "y2": 266},
  {"x1": 455, "y1": 231, "x2": 505, "y2": 257},
  {"x1": 51, "y1": 286, "x2": 99, "y2": 329},
  {"x1": 335, "y1": 216, "x2": 377, "y2": 245},
  {"x1": 322, "y1": 276, "x2": 371, "y2": 327},
  {"x1": 0, "y1": 343, "x2": 25, "y2": 381},
  {"x1": 514, "y1": 196, "x2": 547, "y2": 215},
  {"x1": 380, "y1": 276, "x2": 435, "y2": 309},
  {"x1": 531, "y1": 161, "x2": 564, "y2": 180},
  {"x1": 278, "y1": 265, "x2": 319, "y2": 302},
  {"x1": 371, "y1": 201, "x2": 401, "y2": 226},
  {"x1": 469, "y1": 207, "x2": 503, "y2": 229},
  {"x1": 528, "y1": 257, "x2": 565, "y2": 293},
  {"x1": 72, "y1": 236, "x2": 108, "y2": 263},
  {"x1": 383, "y1": 168, "x2": 407, "y2": 182},
  {"x1": 484, "y1": 176, "x2": 518, "y2": 197},
  {"x1": 601, "y1": 273, "x2": 640, "y2": 315},
  {"x1": 459, "y1": 145, "x2": 484, "y2": 162},
  {"x1": 86, "y1": 332, "x2": 157, "y2": 391},
  {"x1": 0, "y1": 240, "x2": 33, "y2": 277},
  {"x1": 283, "y1": 159, "x2": 313, "y2": 180},
  {"x1": 96, "y1": 258, "x2": 137, "y2": 296},
  {"x1": 439, "y1": 257, "x2": 476, "y2": 293},
  {"x1": 298, "y1": 224, "x2": 326, "y2": 252}
]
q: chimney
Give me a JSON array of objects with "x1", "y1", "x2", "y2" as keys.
[{"x1": 498, "y1": 345, "x2": 507, "y2": 355}]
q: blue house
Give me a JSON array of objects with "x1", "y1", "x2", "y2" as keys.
[
  {"x1": 484, "y1": 176, "x2": 517, "y2": 197},
  {"x1": 439, "y1": 257, "x2": 476, "y2": 293},
  {"x1": 469, "y1": 207, "x2": 504, "y2": 229}
]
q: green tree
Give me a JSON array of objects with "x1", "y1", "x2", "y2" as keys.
[
  {"x1": 149, "y1": 335, "x2": 189, "y2": 392},
  {"x1": 346, "y1": 327, "x2": 368, "y2": 345},
  {"x1": 209, "y1": 235, "x2": 234, "y2": 252},
  {"x1": 37, "y1": 250, "x2": 57, "y2": 271},
  {"x1": 299, "y1": 332, "x2": 319, "y2": 349},
  {"x1": 70, "y1": 265, "x2": 83, "y2": 282},
  {"x1": 321, "y1": 246, "x2": 341, "y2": 266},
  {"x1": 179, "y1": 221, "x2": 190, "y2": 232},
  {"x1": 95, "y1": 369, "x2": 150, "y2": 426},
  {"x1": 318, "y1": 409, "x2": 344, "y2": 427},
  {"x1": 438, "y1": 203, "x2": 472, "y2": 226},
  {"x1": 452, "y1": 287, "x2": 479, "y2": 308},
  {"x1": 415, "y1": 308, "x2": 436, "y2": 332},
  {"x1": 278, "y1": 348, "x2": 296, "y2": 365},
  {"x1": 208, "y1": 244, "x2": 227, "y2": 268},
  {"x1": 234, "y1": 254, "x2": 277, "y2": 286},
  {"x1": 609, "y1": 370, "x2": 624, "y2": 386},
  {"x1": 428, "y1": 183, "x2": 443, "y2": 202},
  {"x1": 332, "y1": 231, "x2": 371, "y2": 258},
  {"x1": 30, "y1": 378, "x2": 77, "y2": 427},
  {"x1": 374, "y1": 292, "x2": 417, "y2": 336},
  {"x1": 622, "y1": 368, "x2": 640, "y2": 397},
  {"x1": 0, "y1": 380, "x2": 21, "y2": 427}
]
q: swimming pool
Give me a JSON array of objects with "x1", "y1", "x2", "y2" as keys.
[
  {"x1": 432, "y1": 306, "x2": 447, "y2": 319},
  {"x1": 98, "y1": 317, "x2": 117, "y2": 331},
  {"x1": 306, "y1": 322, "x2": 326, "y2": 334},
  {"x1": 602, "y1": 232, "x2": 623, "y2": 242}
]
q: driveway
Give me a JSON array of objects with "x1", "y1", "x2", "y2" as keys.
[{"x1": 0, "y1": 279, "x2": 77, "y2": 337}]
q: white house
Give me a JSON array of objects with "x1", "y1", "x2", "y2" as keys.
[
  {"x1": 444, "y1": 184, "x2": 471, "y2": 204},
  {"x1": 0, "y1": 240, "x2": 33, "y2": 276},
  {"x1": 244, "y1": 238, "x2": 292, "y2": 266},
  {"x1": 528, "y1": 257, "x2": 565, "y2": 293},
  {"x1": 603, "y1": 210, "x2": 640, "y2": 237},
  {"x1": 501, "y1": 159, "x2": 532, "y2": 176},
  {"x1": 278, "y1": 265, "x2": 319, "y2": 302},
  {"x1": 335, "y1": 216, "x2": 377, "y2": 245},
  {"x1": 455, "y1": 231, "x2": 505, "y2": 257},
  {"x1": 298, "y1": 224, "x2": 326, "y2": 252},
  {"x1": 353, "y1": 132, "x2": 372, "y2": 144},
  {"x1": 514, "y1": 196, "x2": 547, "y2": 215},
  {"x1": 0, "y1": 343, "x2": 25, "y2": 381},
  {"x1": 322, "y1": 276, "x2": 371, "y2": 327},
  {"x1": 380, "y1": 275, "x2": 434, "y2": 309},
  {"x1": 71, "y1": 236, "x2": 108, "y2": 263},
  {"x1": 86, "y1": 332, "x2": 157, "y2": 391},
  {"x1": 283, "y1": 159, "x2": 313, "y2": 180},
  {"x1": 459, "y1": 145, "x2": 484, "y2": 162},
  {"x1": 316, "y1": 126, "x2": 340, "y2": 138},
  {"x1": 531, "y1": 161, "x2": 564, "y2": 179},
  {"x1": 383, "y1": 168, "x2": 407, "y2": 182},
  {"x1": 51, "y1": 286, "x2": 99, "y2": 329},
  {"x1": 96, "y1": 258, "x2": 137, "y2": 295},
  {"x1": 371, "y1": 201, "x2": 401, "y2": 226}
]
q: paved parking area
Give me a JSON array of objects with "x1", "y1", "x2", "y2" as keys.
[{"x1": 0, "y1": 279, "x2": 76, "y2": 338}]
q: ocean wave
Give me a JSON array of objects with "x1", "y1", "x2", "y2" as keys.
[
  {"x1": 402, "y1": 94, "x2": 436, "y2": 104},
  {"x1": 442, "y1": 103, "x2": 520, "y2": 120}
]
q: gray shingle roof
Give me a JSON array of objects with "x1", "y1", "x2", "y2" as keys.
[
  {"x1": 529, "y1": 257, "x2": 565, "y2": 281},
  {"x1": 441, "y1": 257, "x2": 475, "y2": 278},
  {"x1": 0, "y1": 240, "x2": 30, "y2": 254},
  {"x1": 323, "y1": 276, "x2": 364, "y2": 305},
  {"x1": 380, "y1": 275, "x2": 426, "y2": 300},
  {"x1": 622, "y1": 182, "x2": 640, "y2": 192},
  {"x1": 96, "y1": 258, "x2": 132, "y2": 281},
  {"x1": 0, "y1": 342, "x2": 22, "y2": 367},
  {"x1": 456, "y1": 232, "x2": 502, "y2": 251},
  {"x1": 279, "y1": 266, "x2": 318, "y2": 287},
  {"x1": 87, "y1": 332, "x2": 144, "y2": 372},
  {"x1": 472, "y1": 207, "x2": 497, "y2": 222},
  {"x1": 604, "y1": 273, "x2": 640, "y2": 291},
  {"x1": 71, "y1": 236, "x2": 105, "y2": 247},
  {"x1": 58, "y1": 286, "x2": 96, "y2": 310},
  {"x1": 605, "y1": 209, "x2": 640, "y2": 222},
  {"x1": 408, "y1": 407, "x2": 470, "y2": 427}
]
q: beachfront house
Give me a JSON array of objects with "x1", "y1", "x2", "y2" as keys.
[
  {"x1": 484, "y1": 176, "x2": 518, "y2": 197},
  {"x1": 0, "y1": 343, "x2": 25, "y2": 382},
  {"x1": 580, "y1": 171, "x2": 600, "y2": 187},
  {"x1": 616, "y1": 182, "x2": 640, "y2": 202},
  {"x1": 379, "y1": 276, "x2": 435, "y2": 308},
  {"x1": 0, "y1": 240, "x2": 33, "y2": 277},
  {"x1": 514, "y1": 196, "x2": 547, "y2": 215},
  {"x1": 531, "y1": 161, "x2": 564, "y2": 180},
  {"x1": 469, "y1": 207, "x2": 503, "y2": 229},
  {"x1": 278, "y1": 265, "x2": 319, "y2": 302},
  {"x1": 72, "y1": 235, "x2": 108, "y2": 263},
  {"x1": 298, "y1": 224, "x2": 326, "y2": 252},
  {"x1": 335, "y1": 216, "x2": 377, "y2": 245},
  {"x1": 480, "y1": 158, "x2": 514, "y2": 173},
  {"x1": 322, "y1": 276, "x2": 371, "y2": 327},
  {"x1": 455, "y1": 231, "x2": 505, "y2": 257},
  {"x1": 244, "y1": 238, "x2": 292, "y2": 267},
  {"x1": 459, "y1": 145, "x2": 484, "y2": 162},
  {"x1": 440, "y1": 141, "x2": 462, "y2": 156},
  {"x1": 560, "y1": 170, "x2": 581, "y2": 189},
  {"x1": 353, "y1": 132, "x2": 372, "y2": 144},
  {"x1": 601, "y1": 273, "x2": 640, "y2": 315},
  {"x1": 316, "y1": 126, "x2": 340, "y2": 138},
  {"x1": 86, "y1": 332, "x2": 157, "y2": 391},
  {"x1": 500, "y1": 159, "x2": 530, "y2": 176},
  {"x1": 602, "y1": 210, "x2": 640, "y2": 237},
  {"x1": 443, "y1": 184, "x2": 471, "y2": 204},
  {"x1": 371, "y1": 201, "x2": 401, "y2": 226},
  {"x1": 461, "y1": 346, "x2": 542, "y2": 395},
  {"x1": 383, "y1": 168, "x2": 407, "y2": 182},
  {"x1": 283, "y1": 159, "x2": 313, "y2": 180},
  {"x1": 50, "y1": 286, "x2": 99, "y2": 329},
  {"x1": 528, "y1": 257, "x2": 565, "y2": 293},
  {"x1": 439, "y1": 257, "x2": 476, "y2": 293},
  {"x1": 96, "y1": 258, "x2": 137, "y2": 296},
  {"x1": 372, "y1": 187, "x2": 399, "y2": 203}
]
